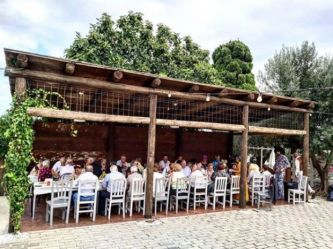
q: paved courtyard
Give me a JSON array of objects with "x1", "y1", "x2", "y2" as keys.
[{"x1": 1, "y1": 199, "x2": 332, "y2": 249}]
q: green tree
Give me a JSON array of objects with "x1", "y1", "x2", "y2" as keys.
[
  {"x1": 65, "y1": 12, "x2": 221, "y2": 85},
  {"x1": 258, "y1": 41, "x2": 333, "y2": 192},
  {"x1": 212, "y1": 40, "x2": 256, "y2": 91}
]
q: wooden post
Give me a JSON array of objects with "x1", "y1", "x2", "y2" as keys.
[
  {"x1": 106, "y1": 124, "x2": 115, "y2": 162},
  {"x1": 15, "y1": 77, "x2": 27, "y2": 99},
  {"x1": 303, "y1": 113, "x2": 310, "y2": 176},
  {"x1": 227, "y1": 131, "x2": 233, "y2": 157},
  {"x1": 145, "y1": 94, "x2": 157, "y2": 218},
  {"x1": 240, "y1": 105, "x2": 249, "y2": 209}
]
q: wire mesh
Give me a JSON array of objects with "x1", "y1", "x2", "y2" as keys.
[
  {"x1": 28, "y1": 80, "x2": 306, "y2": 129},
  {"x1": 249, "y1": 107, "x2": 304, "y2": 129},
  {"x1": 28, "y1": 81, "x2": 150, "y2": 117},
  {"x1": 156, "y1": 96, "x2": 243, "y2": 124}
]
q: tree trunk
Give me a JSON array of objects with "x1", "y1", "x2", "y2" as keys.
[{"x1": 310, "y1": 152, "x2": 329, "y2": 194}]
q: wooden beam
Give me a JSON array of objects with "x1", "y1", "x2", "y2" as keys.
[
  {"x1": 6, "y1": 68, "x2": 312, "y2": 113},
  {"x1": 26, "y1": 107, "x2": 246, "y2": 131},
  {"x1": 16, "y1": 54, "x2": 29, "y2": 68},
  {"x1": 112, "y1": 70, "x2": 123, "y2": 82},
  {"x1": 246, "y1": 93, "x2": 255, "y2": 101},
  {"x1": 27, "y1": 107, "x2": 150, "y2": 124},
  {"x1": 290, "y1": 100, "x2": 300, "y2": 107},
  {"x1": 145, "y1": 94, "x2": 157, "y2": 219},
  {"x1": 65, "y1": 62, "x2": 75, "y2": 75},
  {"x1": 308, "y1": 101, "x2": 315, "y2": 109},
  {"x1": 266, "y1": 97, "x2": 278, "y2": 104},
  {"x1": 240, "y1": 105, "x2": 249, "y2": 209},
  {"x1": 219, "y1": 89, "x2": 229, "y2": 95},
  {"x1": 185, "y1": 102, "x2": 216, "y2": 115},
  {"x1": 157, "y1": 119, "x2": 245, "y2": 131},
  {"x1": 15, "y1": 77, "x2": 27, "y2": 97},
  {"x1": 303, "y1": 113, "x2": 310, "y2": 176},
  {"x1": 248, "y1": 126, "x2": 306, "y2": 135},
  {"x1": 188, "y1": 84, "x2": 200, "y2": 93},
  {"x1": 151, "y1": 78, "x2": 161, "y2": 88}
]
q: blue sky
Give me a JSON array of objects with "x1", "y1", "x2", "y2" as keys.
[{"x1": 1, "y1": 0, "x2": 333, "y2": 115}]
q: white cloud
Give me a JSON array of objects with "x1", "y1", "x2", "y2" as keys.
[{"x1": 1, "y1": 0, "x2": 333, "y2": 114}]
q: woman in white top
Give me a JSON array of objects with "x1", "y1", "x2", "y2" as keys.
[{"x1": 170, "y1": 163, "x2": 186, "y2": 190}]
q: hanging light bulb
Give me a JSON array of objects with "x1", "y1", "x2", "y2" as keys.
[
  {"x1": 257, "y1": 93, "x2": 262, "y2": 103},
  {"x1": 267, "y1": 107, "x2": 271, "y2": 111},
  {"x1": 206, "y1": 93, "x2": 211, "y2": 102},
  {"x1": 309, "y1": 113, "x2": 312, "y2": 117},
  {"x1": 168, "y1": 92, "x2": 172, "y2": 98}
]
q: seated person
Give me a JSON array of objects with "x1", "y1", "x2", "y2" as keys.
[
  {"x1": 98, "y1": 165, "x2": 125, "y2": 215},
  {"x1": 51, "y1": 156, "x2": 66, "y2": 179},
  {"x1": 73, "y1": 165, "x2": 82, "y2": 180},
  {"x1": 72, "y1": 165, "x2": 98, "y2": 208},
  {"x1": 93, "y1": 158, "x2": 110, "y2": 179},
  {"x1": 59, "y1": 158, "x2": 75, "y2": 180},
  {"x1": 127, "y1": 166, "x2": 143, "y2": 196},
  {"x1": 29, "y1": 159, "x2": 42, "y2": 177},
  {"x1": 189, "y1": 163, "x2": 205, "y2": 188},
  {"x1": 248, "y1": 156, "x2": 260, "y2": 185},
  {"x1": 170, "y1": 163, "x2": 186, "y2": 195},
  {"x1": 181, "y1": 160, "x2": 191, "y2": 177},
  {"x1": 116, "y1": 154, "x2": 130, "y2": 175},
  {"x1": 38, "y1": 160, "x2": 52, "y2": 182}
]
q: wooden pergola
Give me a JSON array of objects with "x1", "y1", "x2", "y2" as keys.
[{"x1": 4, "y1": 48, "x2": 314, "y2": 217}]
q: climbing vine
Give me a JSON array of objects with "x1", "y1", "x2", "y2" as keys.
[{"x1": 3, "y1": 89, "x2": 66, "y2": 232}]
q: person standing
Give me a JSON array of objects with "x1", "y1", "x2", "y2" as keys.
[
  {"x1": 212, "y1": 155, "x2": 221, "y2": 172},
  {"x1": 273, "y1": 147, "x2": 290, "y2": 200}
]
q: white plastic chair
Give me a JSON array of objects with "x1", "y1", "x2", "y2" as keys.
[
  {"x1": 170, "y1": 177, "x2": 191, "y2": 213},
  {"x1": 250, "y1": 173, "x2": 263, "y2": 206},
  {"x1": 45, "y1": 180, "x2": 73, "y2": 226},
  {"x1": 288, "y1": 176, "x2": 308, "y2": 205},
  {"x1": 251, "y1": 175, "x2": 269, "y2": 209},
  {"x1": 208, "y1": 177, "x2": 228, "y2": 210},
  {"x1": 74, "y1": 180, "x2": 99, "y2": 223},
  {"x1": 190, "y1": 176, "x2": 208, "y2": 210},
  {"x1": 127, "y1": 178, "x2": 146, "y2": 217},
  {"x1": 226, "y1": 175, "x2": 240, "y2": 207},
  {"x1": 105, "y1": 179, "x2": 127, "y2": 220},
  {"x1": 154, "y1": 177, "x2": 170, "y2": 216}
]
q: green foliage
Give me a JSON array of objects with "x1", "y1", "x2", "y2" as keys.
[
  {"x1": 259, "y1": 41, "x2": 333, "y2": 191},
  {"x1": 65, "y1": 12, "x2": 222, "y2": 85},
  {"x1": 258, "y1": 41, "x2": 333, "y2": 152},
  {"x1": 0, "y1": 114, "x2": 10, "y2": 160},
  {"x1": 258, "y1": 41, "x2": 319, "y2": 97},
  {"x1": 3, "y1": 89, "x2": 61, "y2": 232},
  {"x1": 212, "y1": 40, "x2": 256, "y2": 90}
]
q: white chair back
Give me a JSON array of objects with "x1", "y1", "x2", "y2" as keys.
[
  {"x1": 155, "y1": 177, "x2": 170, "y2": 198},
  {"x1": 193, "y1": 176, "x2": 208, "y2": 189},
  {"x1": 264, "y1": 174, "x2": 272, "y2": 188},
  {"x1": 176, "y1": 177, "x2": 190, "y2": 194},
  {"x1": 230, "y1": 175, "x2": 240, "y2": 191},
  {"x1": 299, "y1": 176, "x2": 308, "y2": 191},
  {"x1": 61, "y1": 173, "x2": 72, "y2": 181},
  {"x1": 131, "y1": 178, "x2": 146, "y2": 198},
  {"x1": 215, "y1": 177, "x2": 228, "y2": 194},
  {"x1": 252, "y1": 175, "x2": 265, "y2": 194},
  {"x1": 51, "y1": 180, "x2": 72, "y2": 202},
  {"x1": 78, "y1": 179, "x2": 99, "y2": 197},
  {"x1": 110, "y1": 179, "x2": 127, "y2": 198}
]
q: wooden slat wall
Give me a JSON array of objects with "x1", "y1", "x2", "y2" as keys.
[{"x1": 33, "y1": 122, "x2": 230, "y2": 162}]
